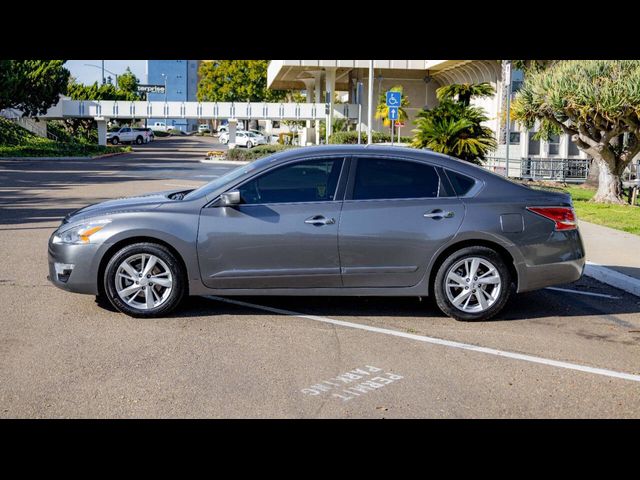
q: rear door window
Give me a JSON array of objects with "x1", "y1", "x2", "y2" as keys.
[{"x1": 351, "y1": 158, "x2": 440, "y2": 200}]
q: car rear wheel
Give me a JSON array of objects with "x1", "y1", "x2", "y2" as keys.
[
  {"x1": 111, "y1": 137, "x2": 119, "y2": 145},
  {"x1": 246, "y1": 141, "x2": 253, "y2": 148},
  {"x1": 433, "y1": 246, "x2": 513, "y2": 322},
  {"x1": 103, "y1": 242, "x2": 185, "y2": 318},
  {"x1": 136, "y1": 136, "x2": 143, "y2": 145}
]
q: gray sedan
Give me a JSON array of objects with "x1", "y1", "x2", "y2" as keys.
[{"x1": 48, "y1": 145, "x2": 585, "y2": 321}]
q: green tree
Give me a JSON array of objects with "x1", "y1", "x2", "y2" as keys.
[
  {"x1": 512, "y1": 60, "x2": 640, "y2": 204},
  {"x1": 197, "y1": 60, "x2": 287, "y2": 102},
  {"x1": 0, "y1": 60, "x2": 70, "y2": 116},
  {"x1": 57, "y1": 77, "x2": 141, "y2": 142},
  {"x1": 116, "y1": 67, "x2": 141, "y2": 100},
  {"x1": 436, "y1": 82, "x2": 495, "y2": 107},
  {"x1": 375, "y1": 85, "x2": 410, "y2": 129},
  {"x1": 412, "y1": 84, "x2": 497, "y2": 164}
]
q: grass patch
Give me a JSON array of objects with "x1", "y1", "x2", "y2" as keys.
[{"x1": 564, "y1": 185, "x2": 640, "y2": 235}]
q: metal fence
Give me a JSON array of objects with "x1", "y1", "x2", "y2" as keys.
[
  {"x1": 483, "y1": 157, "x2": 590, "y2": 182},
  {"x1": 520, "y1": 158, "x2": 589, "y2": 182}
]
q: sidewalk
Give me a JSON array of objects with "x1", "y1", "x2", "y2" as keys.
[{"x1": 578, "y1": 220, "x2": 640, "y2": 296}]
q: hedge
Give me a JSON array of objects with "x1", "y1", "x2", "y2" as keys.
[
  {"x1": 328, "y1": 130, "x2": 412, "y2": 145},
  {"x1": 0, "y1": 144, "x2": 130, "y2": 157},
  {"x1": 226, "y1": 144, "x2": 297, "y2": 162}
]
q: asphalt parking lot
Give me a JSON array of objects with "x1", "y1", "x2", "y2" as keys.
[{"x1": 1, "y1": 136, "x2": 639, "y2": 418}]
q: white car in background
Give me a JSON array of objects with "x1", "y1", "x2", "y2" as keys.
[
  {"x1": 107, "y1": 127, "x2": 148, "y2": 145},
  {"x1": 219, "y1": 130, "x2": 267, "y2": 148}
]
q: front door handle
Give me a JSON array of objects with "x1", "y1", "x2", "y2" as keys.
[
  {"x1": 305, "y1": 215, "x2": 336, "y2": 226},
  {"x1": 424, "y1": 209, "x2": 454, "y2": 219}
]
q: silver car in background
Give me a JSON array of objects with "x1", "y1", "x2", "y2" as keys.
[{"x1": 48, "y1": 145, "x2": 585, "y2": 321}]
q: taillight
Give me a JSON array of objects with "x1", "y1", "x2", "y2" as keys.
[{"x1": 526, "y1": 206, "x2": 577, "y2": 231}]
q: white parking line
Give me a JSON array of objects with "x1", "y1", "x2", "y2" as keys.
[
  {"x1": 163, "y1": 183, "x2": 200, "y2": 188},
  {"x1": 207, "y1": 296, "x2": 640, "y2": 384},
  {"x1": 544, "y1": 287, "x2": 621, "y2": 299}
]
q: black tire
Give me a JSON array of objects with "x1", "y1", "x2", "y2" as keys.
[
  {"x1": 433, "y1": 246, "x2": 513, "y2": 322},
  {"x1": 103, "y1": 242, "x2": 186, "y2": 318},
  {"x1": 111, "y1": 137, "x2": 119, "y2": 145},
  {"x1": 136, "y1": 136, "x2": 143, "y2": 145},
  {"x1": 246, "y1": 141, "x2": 253, "y2": 149}
]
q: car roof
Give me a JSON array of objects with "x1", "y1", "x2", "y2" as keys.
[{"x1": 263, "y1": 144, "x2": 509, "y2": 180}]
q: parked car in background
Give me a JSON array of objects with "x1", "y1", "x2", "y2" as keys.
[
  {"x1": 133, "y1": 127, "x2": 153, "y2": 143},
  {"x1": 48, "y1": 145, "x2": 585, "y2": 320},
  {"x1": 218, "y1": 131, "x2": 267, "y2": 148},
  {"x1": 217, "y1": 122, "x2": 245, "y2": 135},
  {"x1": 106, "y1": 127, "x2": 147, "y2": 145},
  {"x1": 150, "y1": 122, "x2": 171, "y2": 132},
  {"x1": 198, "y1": 124, "x2": 211, "y2": 134}
]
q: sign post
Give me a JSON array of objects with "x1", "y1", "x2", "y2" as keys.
[
  {"x1": 386, "y1": 91, "x2": 401, "y2": 147},
  {"x1": 504, "y1": 60, "x2": 512, "y2": 178},
  {"x1": 356, "y1": 81, "x2": 363, "y2": 145}
]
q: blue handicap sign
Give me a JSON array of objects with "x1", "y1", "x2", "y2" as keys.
[
  {"x1": 388, "y1": 106, "x2": 399, "y2": 120},
  {"x1": 386, "y1": 91, "x2": 401, "y2": 107}
]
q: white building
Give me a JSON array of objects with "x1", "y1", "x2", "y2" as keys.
[{"x1": 267, "y1": 60, "x2": 588, "y2": 178}]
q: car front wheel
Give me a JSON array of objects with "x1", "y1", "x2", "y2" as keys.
[
  {"x1": 103, "y1": 242, "x2": 185, "y2": 318},
  {"x1": 433, "y1": 246, "x2": 513, "y2": 322},
  {"x1": 246, "y1": 141, "x2": 253, "y2": 148}
]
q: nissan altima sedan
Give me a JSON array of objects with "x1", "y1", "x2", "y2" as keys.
[{"x1": 48, "y1": 145, "x2": 585, "y2": 321}]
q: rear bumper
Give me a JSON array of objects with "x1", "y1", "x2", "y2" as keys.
[{"x1": 516, "y1": 257, "x2": 585, "y2": 292}]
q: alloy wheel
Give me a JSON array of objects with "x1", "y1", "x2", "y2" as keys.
[
  {"x1": 115, "y1": 253, "x2": 173, "y2": 310},
  {"x1": 445, "y1": 257, "x2": 502, "y2": 313}
]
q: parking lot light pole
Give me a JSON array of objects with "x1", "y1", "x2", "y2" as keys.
[{"x1": 84, "y1": 63, "x2": 119, "y2": 88}]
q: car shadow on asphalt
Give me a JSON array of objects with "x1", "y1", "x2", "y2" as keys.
[{"x1": 130, "y1": 280, "x2": 640, "y2": 323}]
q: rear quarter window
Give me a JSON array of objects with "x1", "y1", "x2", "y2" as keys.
[{"x1": 445, "y1": 170, "x2": 476, "y2": 196}]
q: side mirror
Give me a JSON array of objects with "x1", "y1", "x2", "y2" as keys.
[{"x1": 218, "y1": 190, "x2": 241, "y2": 206}]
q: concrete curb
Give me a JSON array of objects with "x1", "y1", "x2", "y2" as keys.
[
  {"x1": 200, "y1": 158, "x2": 249, "y2": 165},
  {"x1": 584, "y1": 261, "x2": 640, "y2": 297}
]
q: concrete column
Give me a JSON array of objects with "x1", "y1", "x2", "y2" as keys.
[
  {"x1": 96, "y1": 117, "x2": 108, "y2": 146},
  {"x1": 264, "y1": 119, "x2": 273, "y2": 143},
  {"x1": 301, "y1": 78, "x2": 317, "y2": 146},
  {"x1": 301, "y1": 78, "x2": 315, "y2": 130},
  {"x1": 325, "y1": 68, "x2": 336, "y2": 141},
  {"x1": 228, "y1": 118, "x2": 238, "y2": 149}
]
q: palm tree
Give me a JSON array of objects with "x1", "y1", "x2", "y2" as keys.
[
  {"x1": 375, "y1": 85, "x2": 410, "y2": 129},
  {"x1": 412, "y1": 114, "x2": 497, "y2": 164},
  {"x1": 436, "y1": 82, "x2": 495, "y2": 106},
  {"x1": 412, "y1": 84, "x2": 497, "y2": 165}
]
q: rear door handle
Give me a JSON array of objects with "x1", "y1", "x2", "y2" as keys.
[
  {"x1": 305, "y1": 215, "x2": 336, "y2": 226},
  {"x1": 424, "y1": 209, "x2": 454, "y2": 219}
]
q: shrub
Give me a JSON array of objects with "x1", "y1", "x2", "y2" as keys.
[
  {"x1": 226, "y1": 144, "x2": 296, "y2": 162},
  {"x1": 151, "y1": 130, "x2": 170, "y2": 137}
]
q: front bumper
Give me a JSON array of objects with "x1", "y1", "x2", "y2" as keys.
[{"x1": 48, "y1": 237, "x2": 101, "y2": 295}]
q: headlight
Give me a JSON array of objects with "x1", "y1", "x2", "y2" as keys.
[{"x1": 53, "y1": 219, "x2": 111, "y2": 245}]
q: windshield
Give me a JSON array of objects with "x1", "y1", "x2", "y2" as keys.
[{"x1": 183, "y1": 155, "x2": 278, "y2": 200}]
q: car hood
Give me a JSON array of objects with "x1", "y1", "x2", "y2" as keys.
[{"x1": 62, "y1": 190, "x2": 183, "y2": 225}]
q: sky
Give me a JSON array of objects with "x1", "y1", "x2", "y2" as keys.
[{"x1": 64, "y1": 60, "x2": 147, "y2": 85}]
